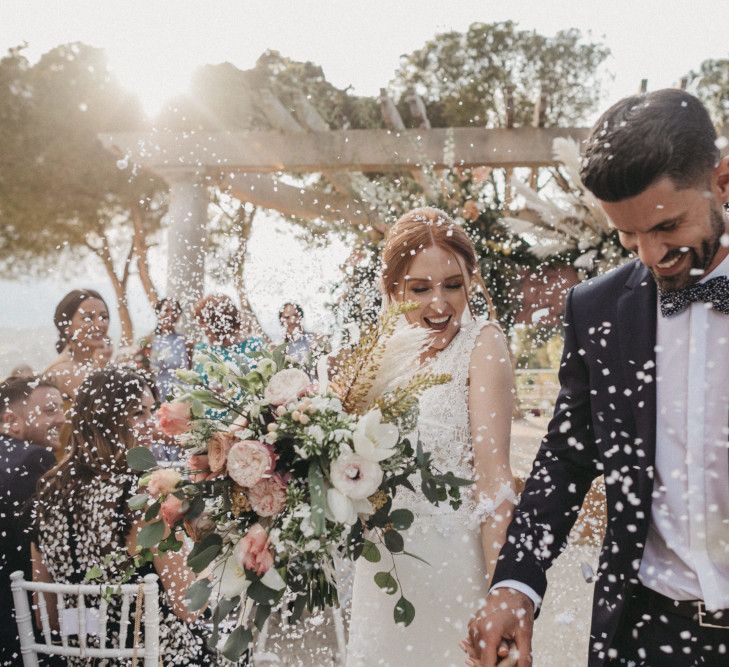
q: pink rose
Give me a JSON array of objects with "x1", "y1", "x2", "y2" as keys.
[
  {"x1": 207, "y1": 431, "x2": 235, "y2": 474},
  {"x1": 160, "y1": 495, "x2": 188, "y2": 527},
  {"x1": 233, "y1": 524, "x2": 274, "y2": 576},
  {"x1": 226, "y1": 440, "x2": 276, "y2": 488},
  {"x1": 263, "y1": 368, "x2": 310, "y2": 406},
  {"x1": 158, "y1": 401, "x2": 191, "y2": 436},
  {"x1": 188, "y1": 454, "x2": 214, "y2": 483},
  {"x1": 248, "y1": 476, "x2": 287, "y2": 517},
  {"x1": 462, "y1": 199, "x2": 480, "y2": 222},
  {"x1": 183, "y1": 512, "x2": 215, "y2": 542},
  {"x1": 147, "y1": 468, "x2": 182, "y2": 498}
]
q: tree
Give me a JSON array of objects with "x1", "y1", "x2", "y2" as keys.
[
  {"x1": 688, "y1": 57, "x2": 729, "y2": 128},
  {"x1": 390, "y1": 21, "x2": 609, "y2": 129},
  {"x1": 0, "y1": 43, "x2": 167, "y2": 344}
]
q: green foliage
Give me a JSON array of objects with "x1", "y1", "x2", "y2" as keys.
[
  {"x1": 688, "y1": 58, "x2": 729, "y2": 128},
  {"x1": 137, "y1": 520, "x2": 165, "y2": 548},
  {"x1": 391, "y1": 21, "x2": 609, "y2": 128},
  {"x1": 0, "y1": 43, "x2": 165, "y2": 279},
  {"x1": 374, "y1": 571, "x2": 398, "y2": 594},
  {"x1": 361, "y1": 540, "x2": 381, "y2": 563},
  {"x1": 394, "y1": 595, "x2": 415, "y2": 626},
  {"x1": 126, "y1": 447, "x2": 157, "y2": 472}
]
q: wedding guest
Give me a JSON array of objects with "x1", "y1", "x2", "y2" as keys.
[
  {"x1": 150, "y1": 298, "x2": 190, "y2": 400},
  {"x1": 193, "y1": 294, "x2": 263, "y2": 370},
  {"x1": 44, "y1": 289, "x2": 111, "y2": 401},
  {"x1": 468, "y1": 89, "x2": 729, "y2": 666},
  {"x1": 8, "y1": 364, "x2": 34, "y2": 379},
  {"x1": 279, "y1": 302, "x2": 329, "y2": 373},
  {"x1": 31, "y1": 367, "x2": 214, "y2": 665},
  {"x1": 0, "y1": 377, "x2": 65, "y2": 666}
]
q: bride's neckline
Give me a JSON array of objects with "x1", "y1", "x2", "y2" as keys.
[{"x1": 420, "y1": 316, "x2": 477, "y2": 366}]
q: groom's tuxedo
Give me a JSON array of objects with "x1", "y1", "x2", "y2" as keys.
[{"x1": 492, "y1": 258, "x2": 729, "y2": 666}]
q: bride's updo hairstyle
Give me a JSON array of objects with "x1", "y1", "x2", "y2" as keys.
[
  {"x1": 381, "y1": 206, "x2": 496, "y2": 319},
  {"x1": 36, "y1": 367, "x2": 151, "y2": 505}
]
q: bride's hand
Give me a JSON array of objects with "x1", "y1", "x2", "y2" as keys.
[{"x1": 461, "y1": 588, "x2": 534, "y2": 666}]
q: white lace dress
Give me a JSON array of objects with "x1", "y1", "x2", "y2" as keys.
[{"x1": 347, "y1": 317, "x2": 496, "y2": 667}]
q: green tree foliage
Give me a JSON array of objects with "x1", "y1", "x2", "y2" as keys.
[
  {"x1": 688, "y1": 57, "x2": 729, "y2": 128},
  {"x1": 390, "y1": 21, "x2": 610, "y2": 128},
  {"x1": 0, "y1": 43, "x2": 166, "y2": 341}
]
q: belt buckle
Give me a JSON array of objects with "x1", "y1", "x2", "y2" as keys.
[{"x1": 697, "y1": 601, "x2": 729, "y2": 629}]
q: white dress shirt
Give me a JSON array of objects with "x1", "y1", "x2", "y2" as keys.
[
  {"x1": 638, "y1": 253, "x2": 729, "y2": 611},
  {"x1": 494, "y1": 254, "x2": 729, "y2": 612}
]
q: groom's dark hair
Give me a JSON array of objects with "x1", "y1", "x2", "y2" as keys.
[{"x1": 581, "y1": 88, "x2": 719, "y2": 202}]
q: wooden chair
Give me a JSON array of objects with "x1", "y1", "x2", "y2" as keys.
[{"x1": 10, "y1": 570, "x2": 160, "y2": 666}]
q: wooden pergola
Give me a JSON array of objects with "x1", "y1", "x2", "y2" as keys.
[{"x1": 99, "y1": 89, "x2": 590, "y2": 313}]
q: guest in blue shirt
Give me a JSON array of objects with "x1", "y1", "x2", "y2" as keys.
[{"x1": 149, "y1": 298, "x2": 190, "y2": 401}]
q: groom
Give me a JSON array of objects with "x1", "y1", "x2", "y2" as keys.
[{"x1": 466, "y1": 89, "x2": 729, "y2": 666}]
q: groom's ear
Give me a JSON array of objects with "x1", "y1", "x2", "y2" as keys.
[{"x1": 712, "y1": 156, "x2": 729, "y2": 203}]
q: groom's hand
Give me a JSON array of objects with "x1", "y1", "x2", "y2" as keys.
[{"x1": 463, "y1": 587, "x2": 534, "y2": 666}]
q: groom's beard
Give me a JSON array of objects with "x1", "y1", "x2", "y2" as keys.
[{"x1": 652, "y1": 206, "x2": 725, "y2": 293}]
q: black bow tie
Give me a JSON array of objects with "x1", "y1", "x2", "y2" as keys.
[{"x1": 659, "y1": 275, "x2": 729, "y2": 317}]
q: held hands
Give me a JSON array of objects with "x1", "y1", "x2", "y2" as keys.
[{"x1": 461, "y1": 588, "x2": 535, "y2": 666}]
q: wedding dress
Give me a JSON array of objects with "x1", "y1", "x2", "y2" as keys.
[
  {"x1": 347, "y1": 316, "x2": 500, "y2": 666},
  {"x1": 346, "y1": 315, "x2": 598, "y2": 666}
]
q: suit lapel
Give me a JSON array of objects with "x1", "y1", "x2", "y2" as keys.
[{"x1": 616, "y1": 261, "x2": 657, "y2": 491}]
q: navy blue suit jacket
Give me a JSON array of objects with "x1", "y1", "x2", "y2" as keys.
[{"x1": 492, "y1": 259, "x2": 659, "y2": 666}]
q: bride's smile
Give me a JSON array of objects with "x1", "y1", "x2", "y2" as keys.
[{"x1": 398, "y1": 244, "x2": 471, "y2": 352}]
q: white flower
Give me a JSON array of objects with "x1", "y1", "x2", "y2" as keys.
[
  {"x1": 327, "y1": 487, "x2": 374, "y2": 525},
  {"x1": 329, "y1": 452, "x2": 383, "y2": 500},
  {"x1": 306, "y1": 425, "x2": 326, "y2": 445},
  {"x1": 211, "y1": 554, "x2": 249, "y2": 600},
  {"x1": 353, "y1": 409, "x2": 399, "y2": 462},
  {"x1": 264, "y1": 368, "x2": 311, "y2": 406},
  {"x1": 257, "y1": 358, "x2": 277, "y2": 379}
]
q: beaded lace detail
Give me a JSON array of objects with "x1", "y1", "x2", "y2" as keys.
[{"x1": 397, "y1": 316, "x2": 499, "y2": 530}]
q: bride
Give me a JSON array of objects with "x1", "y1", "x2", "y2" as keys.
[{"x1": 347, "y1": 207, "x2": 518, "y2": 666}]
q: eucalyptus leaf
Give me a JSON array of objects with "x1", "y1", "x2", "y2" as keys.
[
  {"x1": 187, "y1": 542, "x2": 222, "y2": 573},
  {"x1": 389, "y1": 509, "x2": 414, "y2": 530},
  {"x1": 126, "y1": 447, "x2": 157, "y2": 472},
  {"x1": 128, "y1": 493, "x2": 149, "y2": 511},
  {"x1": 221, "y1": 625, "x2": 252, "y2": 661},
  {"x1": 144, "y1": 499, "x2": 161, "y2": 522},
  {"x1": 361, "y1": 540, "x2": 381, "y2": 563},
  {"x1": 137, "y1": 520, "x2": 165, "y2": 548},
  {"x1": 394, "y1": 596, "x2": 416, "y2": 626},
  {"x1": 384, "y1": 530, "x2": 404, "y2": 553},
  {"x1": 247, "y1": 579, "x2": 281, "y2": 606},
  {"x1": 184, "y1": 579, "x2": 213, "y2": 611},
  {"x1": 373, "y1": 571, "x2": 398, "y2": 594}
]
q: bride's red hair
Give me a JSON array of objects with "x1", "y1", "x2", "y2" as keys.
[{"x1": 381, "y1": 207, "x2": 496, "y2": 318}]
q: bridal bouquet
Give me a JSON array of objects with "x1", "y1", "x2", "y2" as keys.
[{"x1": 119, "y1": 304, "x2": 471, "y2": 661}]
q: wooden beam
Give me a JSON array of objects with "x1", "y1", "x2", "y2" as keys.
[
  {"x1": 99, "y1": 126, "x2": 590, "y2": 174},
  {"x1": 220, "y1": 173, "x2": 376, "y2": 228},
  {"x1": 255, "y1": 89, "x2": 303, "y2": 133}
]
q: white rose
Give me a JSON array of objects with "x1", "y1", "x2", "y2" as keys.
[
  {"x1": 329, "y1": 452, "x2": 383, "y2": 500},
  {"x1": 353, "y1": 409, "x2": 399, "y2": 462},
  {"x1": 211, "y1": 554, "x2": 249, "y2": 600},
  {"x1": 264, "y1": 368, "x2": 311, "y2": 406}
]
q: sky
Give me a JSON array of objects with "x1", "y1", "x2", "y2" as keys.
[{"x1": 1, "y1": 0, "x2": 728, "y2": 373}]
